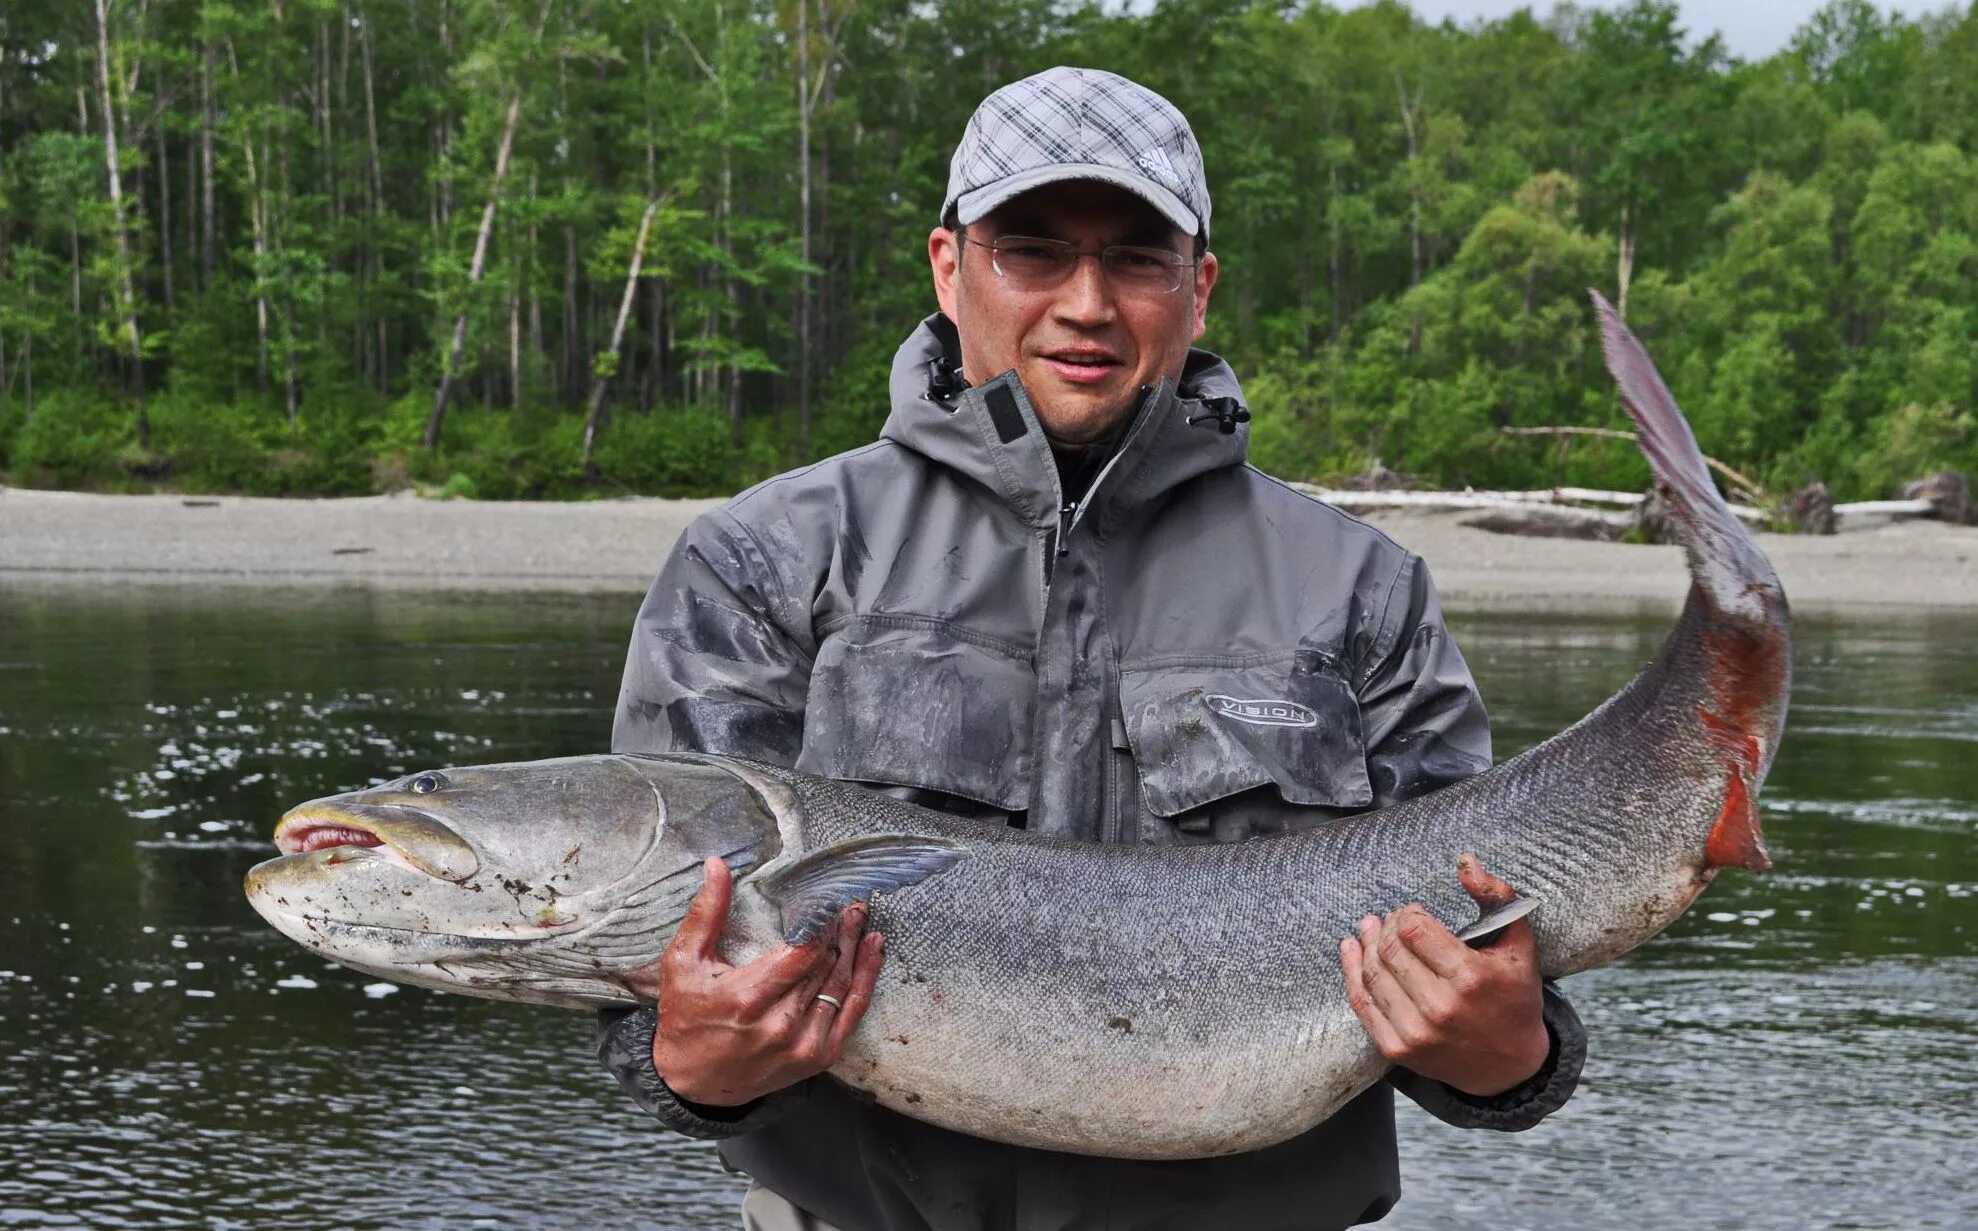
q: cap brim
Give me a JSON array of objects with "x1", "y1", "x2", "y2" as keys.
[{"x1": 953, "y1": 163, "x2": 1201, "y2": 241}]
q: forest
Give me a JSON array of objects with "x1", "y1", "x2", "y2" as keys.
[{"x1": 0, "y1": 0, "x2": 1974, "y2": 502}]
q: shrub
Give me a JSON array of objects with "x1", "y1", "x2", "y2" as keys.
[
  {"x1": 8, "y1": 390, "x2": 133, "y2": 487},
  {"x1": 1854, "y1": 401, "x2": 1977, "y2": 496},
  {"x1": 0, "y1": 394, "x2": 24, "y2": 471},
  {"x1": 591, "y1": 406, "x2": 745, "y2": 496},
  {"x1": 436, "y1": 471, "x2": 479, "y2": 500}
]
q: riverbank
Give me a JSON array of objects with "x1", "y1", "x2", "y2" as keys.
[{"x1": 3, "y1": 486, "x2": 1973, "y2": 615}]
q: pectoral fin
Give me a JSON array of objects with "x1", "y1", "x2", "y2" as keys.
[
  {"x1": 756, "y1": 835, "x2": 966, "y2": 944},
  {"x1": 1455, "y1": 894, "x2": 1538, "y2": 949}
]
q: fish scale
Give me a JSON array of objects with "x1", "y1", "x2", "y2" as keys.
[{"x1": 245, "y1": 295, "x2": 1790, "y2": 1159}]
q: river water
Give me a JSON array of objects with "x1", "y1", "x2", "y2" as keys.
[{"x1": 0, "y1": 584, "x2": 1972, "y2": 1229}]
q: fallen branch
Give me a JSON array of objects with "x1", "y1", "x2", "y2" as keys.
[
  {"x1": 1833, "y1": 499, "x2": 1937, "y2": 527},
  {"x1": 1500, "y1": 425, "x2": 1769, "y2": 504},
  {"x1": 1294, "y1": 483, "x2": 1763, "y2": 525}
]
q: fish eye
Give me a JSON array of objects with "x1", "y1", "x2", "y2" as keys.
[{"x1": 409, "y1": 772, "x2": 447, "y2": 795}]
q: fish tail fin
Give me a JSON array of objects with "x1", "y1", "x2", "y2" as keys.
[
  {"x1": 1590, "y1": 291, "x2": 1786, "y2": 628},
  {"x1": 1593, "y1": 292, "x2": 1790, "y2": 862}
]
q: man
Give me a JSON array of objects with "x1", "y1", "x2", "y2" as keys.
[{"x1": 600, "y1": 66, "x2": 1584, "y2": 1230}]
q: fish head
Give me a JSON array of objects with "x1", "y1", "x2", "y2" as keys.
[{"x1": 243, "y1": 753, "x2": 785, "y2": 1007}]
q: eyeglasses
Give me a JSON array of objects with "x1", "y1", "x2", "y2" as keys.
[{"x1": 960, "y1": 233, "x2": 1199, "y2": 296}]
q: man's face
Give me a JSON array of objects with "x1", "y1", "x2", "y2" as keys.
[{"x1": 928, "y1": 181, "x2": 1219, "y2": 450}]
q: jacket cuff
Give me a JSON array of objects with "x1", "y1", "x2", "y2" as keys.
[
  {"x1": 595, "y1": 1006, "x2": 791, "y2": 1138},
  {"x1": 1390, "y1": 980, "x2": 1586, "y2": 1132}
]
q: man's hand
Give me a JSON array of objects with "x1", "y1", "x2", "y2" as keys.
[
  {"x1": 627, "y1": 856, "x2": 886, "y2": 1108},
  {"x1": 1338, "y1": 852, "x2": 1549, "y2": 1097}
]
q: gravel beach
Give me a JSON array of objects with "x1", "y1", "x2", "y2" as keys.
[{"x1": 2, "y1": 485, "x2": 1973, "y2": 615}]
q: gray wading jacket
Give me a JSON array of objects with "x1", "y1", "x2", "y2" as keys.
[{"x1": 599, "y1": 315, "x2": 1585, "y2": 1231}]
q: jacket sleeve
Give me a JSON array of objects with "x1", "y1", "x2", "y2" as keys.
[
  {"x1": 1357, "y1": 554, "x2": 1587, "y2": 1131},
  {"x1": 611, "y1": 506, "x2": 815, "y2": 766},
  {"x1": 598, "y1": 506, "x2": 817, "y2": 1139}
]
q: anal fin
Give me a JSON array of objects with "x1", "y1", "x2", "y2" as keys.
[
  {"x1": 756, "y1": 835, "x2": 966, "y2": 944},
  {"x1": 1706, "y1": 770, "x2": 1772, "y2": 872}
]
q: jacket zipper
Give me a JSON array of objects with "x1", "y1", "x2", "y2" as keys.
[
  {"x1": 1041, "y1": 500, "x2": 1076, "y2": 590},
  {"x1": 1041, "y1": 382, "x2": 1160, "y2": 591},
  {"x1": 1040, "y1": 386, "x2": 1161, "y2": 841},
  {"x1": 1102, "y1": 663, "x2": 1125, "y2": 844}
]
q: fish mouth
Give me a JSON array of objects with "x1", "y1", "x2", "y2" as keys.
[{"x1": 273, "y1": 803, "x2": 480, "y2": 882}]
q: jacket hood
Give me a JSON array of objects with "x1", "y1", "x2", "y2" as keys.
[{"x1": 880, "y1": 314, "x2": 1251, "y2": 530}]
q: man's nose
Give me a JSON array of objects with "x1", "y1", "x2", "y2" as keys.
[{"x1": 1052, "y1": 252, "x2": 1118, "y2": 326}]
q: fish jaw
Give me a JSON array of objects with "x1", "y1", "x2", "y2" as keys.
[
  {"x1": 241, "y1": 843, "x2": 667, "y2": 1007},
  {"x1": 245, "y1": 840, "x2": 583, "y2": 954},
  {"x1": 273, "y1": 800, "x2": 481, "y2": 882}
]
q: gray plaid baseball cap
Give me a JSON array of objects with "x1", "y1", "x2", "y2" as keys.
[{"x1": 943, "y1": 67, "x2": 1211, "y2": 243}]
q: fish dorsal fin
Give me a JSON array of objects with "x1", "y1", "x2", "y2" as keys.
[{"x1": 756, "y1": 835, "x2": 966, "y2": 944}]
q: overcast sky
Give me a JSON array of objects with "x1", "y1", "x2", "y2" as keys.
[{"x1": 1382, "y1": 1, "x2": 1929, "y2": 60}]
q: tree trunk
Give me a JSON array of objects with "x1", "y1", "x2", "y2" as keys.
[
  {"x1": 319, "y1": 16, "x2": 335, "y2": 239},
  {"x1": 358, "y1": 9, "x2": 385, "y2": 212},
  {"x1": 425, "y1": 87, "x2": 527, "y2": 449},
  {"x1": 562, "y1": 224, "x2": 579, "y2": 401},
  {"x1": 637, "y1": 26, "x2": 661, "y2": 413},
  {"x1": 155, "y1": 62, "x2": 174, "y2": 317},
  {"x1": 508, "y1": 272, "x2": 521, "y2": 409},
  {"x1": 1327, "y1": 159, "x2": 1342, "y2": 346},
  {"x1": 70, "y1": 218, "x2": 84, "y2": 346},
  {"x1": 646, "y1": 274, "x2": 665, "y2": 411},
  {"x1": 201, "y1": 43, "x2": 217, "y2": 290},
  {"x1": 1616, "y1": 202, "x2": 1637, "y2": 321},
  {"x1": 1396, "y1": 72, "x2": 1423, "y2": 289},
  {"x1": 795, "y1": 0, "x2": 813, "y2": 448},
  {"x1": 276, "y1": 69, "x2": 302, "y2": 428},
  {"x1": 722, "y1": 141, "x2": 740, "y2": 442},
  {"x1": 816, "y1": 60, "x2": 835, "y2": 384},
  {"x1": 183, "y1": 68, "x2": 197, "y2": 296},
  {"x1": 583, "y1": 198, "x2": 659, "y2": 465},
  {"x1": 227, "y1": 41, "x2": 274, "y2": 399},
  {"x1": 93, "y1": 0, "x2": 148, "y2": 446},
  {"x1": 358, "y1": 5, "x2": 387, "y2": 393},
  {"x1": 526, "y1": 176, "x2": 544, "y2": 403}
]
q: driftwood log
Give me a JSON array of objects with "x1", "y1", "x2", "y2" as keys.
[
  {"x1": 1901, "y1": 470, "x2": 1973, "y2": 525},
  {"x1": 1301, "y1": 483, "x2": 1953, "y2": 539},
  {"x1": 1789, "y1": 482, "x2": 1837, "y2": 535},
  {"x1": 1296, "y1": 484, "x2": 1762, "y2": 528}
]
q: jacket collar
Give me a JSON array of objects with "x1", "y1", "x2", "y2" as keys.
[{"x1": 880, "y1": 314, "x2": 1250, "y2": 530}]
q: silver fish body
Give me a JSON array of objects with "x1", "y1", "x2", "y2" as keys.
[{"x1": 245, "y1": 298, "x2": 1790, "y2": 1159}]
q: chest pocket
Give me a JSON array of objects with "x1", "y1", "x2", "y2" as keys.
[
  {"x1": 797, "y1": 616, "x2": 1033, "y2": 813},
  {"x1": 1120, "y1": 650, "x2": 1372, "y2": 841}
]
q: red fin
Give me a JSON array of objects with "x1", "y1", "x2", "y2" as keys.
[
  {"x1": 1706, "y1": 770, "x2": 1771, "y2": 872},
  {"x1": 1696, "y1": 707, "x2": 1762, "y2": 771}
]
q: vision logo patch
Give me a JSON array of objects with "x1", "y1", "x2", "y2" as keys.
[{"x1": 1205, "y1": 694, "x2": 1319, "y2": 729}]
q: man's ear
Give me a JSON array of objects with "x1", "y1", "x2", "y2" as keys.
[
  {"x1": 929, "y1": 226, "x2": 962, "y2": 322},
  {"x1": 1190, "y1": 250, "x2": 1219, "y2": 342}
]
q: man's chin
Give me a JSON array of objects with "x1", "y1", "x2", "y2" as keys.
[{"x1": 1024, "y1": 378, "x2": 1138, "y2": 444}]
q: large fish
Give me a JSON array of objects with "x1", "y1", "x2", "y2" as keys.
[{"x1": 244, "y1": 296, "x2": 1790, "y2": 1159}]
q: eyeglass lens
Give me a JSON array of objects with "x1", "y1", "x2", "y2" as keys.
[{"x1": 987, "y1": 237, "x2": 1188, "y2": 293}]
